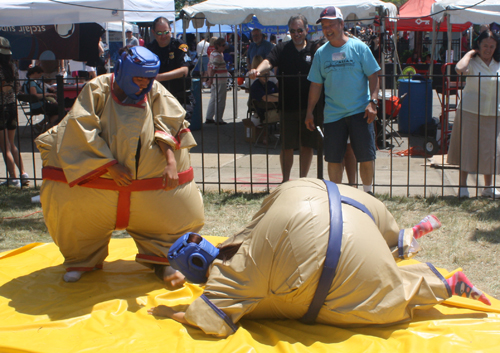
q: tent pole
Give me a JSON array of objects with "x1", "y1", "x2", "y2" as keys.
[
  {"x1": 393, "y1": 19, "x2": 397, "y2": 100},
  {"x1": 380, "y1": 7, "x2": 387, "y2": 148},
  {"x1": 430, "y1": 19, "x2": 436, "y2": 77},
  {"x1": 106, "y1": 24, "x2": 111, "y2": 73},
  {"x1": 122, "y1": 20, "x2": 126, "y2": 48},
  {"x1": 447, "y1": 13, "x2": 452, "y2": 75}
]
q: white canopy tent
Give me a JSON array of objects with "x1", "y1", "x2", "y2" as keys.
[
  {"x1": 181, "y1": 0, "x2": 397, "y2": 26},
  {"x1": 0, "y1": 0, "x2": 175, "y2": 26},
  {"x1": 431, "y1": 0, "x2": 500, "y2": 24}
]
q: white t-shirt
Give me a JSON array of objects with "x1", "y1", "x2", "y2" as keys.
[
  {"x1": 461, "y1": 56, "x2": 500, "y2": 116},
  {"x1": 197, "y1": 40, "x2": 208, "y2": 56}
]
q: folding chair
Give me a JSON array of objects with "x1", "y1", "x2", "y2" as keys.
[
  {"x1": 251, "y1": 99, "x2": 280, "y2": 148},
  {"x1": 376, "y1": 93, "x2": 407, "y2": 148},
  {"x1": 17, "y1": 93, "x2": 47, "y2": 136}
]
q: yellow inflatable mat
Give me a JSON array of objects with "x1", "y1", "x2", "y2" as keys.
[{"x1": 1, "y1": 238, "x2": 499, "y2": 353}]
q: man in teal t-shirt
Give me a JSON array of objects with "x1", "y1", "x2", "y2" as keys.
[{"x1": 306, "y1": 6, "x2": 380, "y2": 195}]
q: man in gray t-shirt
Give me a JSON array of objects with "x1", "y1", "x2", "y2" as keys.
[{"x1": 126, "y1": 30, "x2": 139, "y2": 47}]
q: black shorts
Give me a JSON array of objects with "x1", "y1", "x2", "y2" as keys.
[
  {"x1": 0, "y1": 103, "x2": 18, "y2": 130},
  {"x1": 281, "y1": 110, "x2": 318, "y2": 150}
]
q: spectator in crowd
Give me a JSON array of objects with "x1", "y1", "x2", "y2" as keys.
[
  {"x1": 196, "y1": 35, "x2": 209, "y2": 83},
  {"x1": 207, "y1": 36, "x2": 217, "y2": 59},
  {"x1": 148, "y1": 179, "x2": 489, "y2": 337},
  {"x1": 17, "y1": 59, "x2": 32, "y2": 80},
  {"x1": 34, "y1": 46, "x2": 204, "y2": 284},
  {"x1": 461, "y1": 30, "x2": 470, "y2": 56},
  {"x1": 406, "y1": 52, "x2": 421, "y2": 64},
  {"x1": 250, "y1": 55, "x2": 279, "y2": 144},
  {"x1": 0, "y1": 37, "x2": 28, "y2": 188},
  {"x1": 247, "y1": 28, "x2": 273, "y2": 67},
  {"x1": 311, "y1": 37, "x2": 357, "y2": 186},
  {"x1": 23, "y1": 66, "x2": 60, "y2": 128},
  {"x1": 306, "y1": 6, "x2": 380, "y2": 195},
  {"x1": 270, "y1": 34, "x2": 277, "y2": 46},
  {"x1": 370, "y1": 35, "x2": 381, "y2": 64},
  {"x1": 424, "y1": 54, "x2": 437, "y2": 65},
  {"x1": 125, "y1": 29, "x2": 139, "y2": 48},
  {"x1": 35, "y1": 59, "x2": 64, "y2": 81},
  {"x1": 249, "y1": 15, "x2": 317, "y2": 183},
  {"x1": 205, "y1": 38, "x2": 228, "y2": 125},
  {"x1": 147, "y1": 17, "x2": 195, "y2": 122},
  {"x1": 447, "y1": 30, "x2": 500, "y2": 198}
]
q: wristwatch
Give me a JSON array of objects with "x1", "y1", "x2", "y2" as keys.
[{"x1": 370, "y1": 98, "x2": 379, "y2": 105}]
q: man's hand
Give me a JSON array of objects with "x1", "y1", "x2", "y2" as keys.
[
  {"x1": 162, "y1": 162, "x2": 179, "y2": 191},
  {"x1": 305, "y1": 112, "x2": 315, "y2": 131},
  {"x1": 108, "y1": 164, "x2": 133, "y2": 186},
  {"x1": 248, "y1": 68, "x2": 260, "y2": 80},
  {"x1": 363, "y1": 102, "x2": 377, "y2": 124}
]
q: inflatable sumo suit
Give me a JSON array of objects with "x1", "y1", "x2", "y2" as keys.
[
  {"x1": 182, "y1": 179, "x2": 451, "y2": 337},
  {"x1": 35, "y1": 72, "x2": 204, "y2": 272}
]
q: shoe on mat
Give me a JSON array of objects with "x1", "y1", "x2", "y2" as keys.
[
  {"x1": 205, "y1": 119, "x2": 215, "y2": 124},
  {"x1": 458, "y1": 187, "x2": 469, "y2": 198},
  {"x1": 481, "y1": 187, "x2": 500, "y2": 198}
]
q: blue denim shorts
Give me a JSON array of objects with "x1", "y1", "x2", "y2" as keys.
[{"x1": 323, "y1": 112, "x2": 376, "y2": 163}]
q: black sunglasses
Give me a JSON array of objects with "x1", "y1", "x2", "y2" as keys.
[
  {"x1": 289, "y1": 28, "x2": 305, "y2": 34},
  {"x1": 155, "y1": 30, "x2": 170, "y2": 36}
]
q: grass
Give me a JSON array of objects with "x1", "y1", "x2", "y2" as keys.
[{"x1": 1, "y1": 187, "x2": 499, "y2": 299}]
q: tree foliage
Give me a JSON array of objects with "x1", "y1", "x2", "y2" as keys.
[{"x1": 175, "y1": 0, "x2": 205, "y2": 12}]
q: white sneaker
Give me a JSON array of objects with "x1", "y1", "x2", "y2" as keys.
[
  {"x1": 63, "y1": 271, "x2": 85, "y2": 282},
  {"x1": 7, "y1": 179, "x2": 21, "y2": 189},
  {"x1": 481, "y1": 187, "x2": 500, "y2": 198},
  {"x1": 458, "y1": 187, "x2": 469, "y2": 198},
  {"x1": 21, "y1": 173, "x2": 30, "y2": 186}
]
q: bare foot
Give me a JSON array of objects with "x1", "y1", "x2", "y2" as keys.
[{"x1": 148, "y1": 305, "x2": 175, "y2": 318}]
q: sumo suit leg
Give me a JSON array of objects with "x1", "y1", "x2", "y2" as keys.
[
  {"x1": 41, "y1": 180, "x2": 117, "y2": 276},
  {"x1": 127, "y1": 180, "x2": 204, "y2": 269}
]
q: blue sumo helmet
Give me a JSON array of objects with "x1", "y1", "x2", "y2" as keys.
[
  {"x1": 168, "y1": 233, "x2": 220, "y2": 283},
  {"x1": 114, "y1": 46, "x2": 160, "y2": 100}
]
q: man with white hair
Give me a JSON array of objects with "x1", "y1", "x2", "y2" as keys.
[{"x1": 247, "y1": 28, "x2": 273, "y2": 67}]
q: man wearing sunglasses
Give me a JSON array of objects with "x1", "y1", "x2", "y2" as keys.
[
  {"x1": 249, "y1": 15, "x2": 317, "y2": 183},
  {"x1": 147, "y1": 17, "x2": 195, "y2": 122}
]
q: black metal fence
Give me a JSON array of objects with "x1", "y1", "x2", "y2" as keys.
[{"x1": 1, "y1": 69, "x2": 499, "y2": 198}]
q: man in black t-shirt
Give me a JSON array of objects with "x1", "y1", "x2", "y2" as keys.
[
  {"x1": 147, "y1": 17, "x2": 195, "y2": 121},
  {"x1": 249, "y1": 15, "x2": 317, "y2": 183}
]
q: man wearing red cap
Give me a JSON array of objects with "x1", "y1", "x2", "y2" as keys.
[{"x1": 306, "y1": 6, "x2": 380, "y2": 195}]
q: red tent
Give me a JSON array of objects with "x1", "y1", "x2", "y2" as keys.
[{"x1": 390, "y1": 0, "x2": 471, "y2": 32}]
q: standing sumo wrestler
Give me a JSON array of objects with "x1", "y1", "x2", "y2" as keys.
[
  {"x1": 35, "y1": 46, "x2": 204, "y2": 284},
  {"x1": 149, "y1": 179, "x2": 490, "y2": 337}
]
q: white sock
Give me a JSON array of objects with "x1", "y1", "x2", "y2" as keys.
[
  {"x1": 64, "y1": 271, "x2": 85, "y2": 282},
  {"x1": 363, "y1": 184, "x2": 373, "y2": 193}
]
